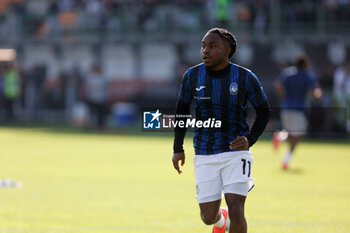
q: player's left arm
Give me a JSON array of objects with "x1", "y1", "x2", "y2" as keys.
[{"x1": 231, "y1": 72, "x2": 271, "y2": 150}]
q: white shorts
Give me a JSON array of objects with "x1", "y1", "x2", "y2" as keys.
[
  {"x1": 193, "y1": 151, "x2": 255, "y2": 204},
  {"x1": 281, "y1": 109, "x2": 308, "y2": 136}
]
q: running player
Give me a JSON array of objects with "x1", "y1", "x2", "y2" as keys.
[
  {"x1": 274, "y1": 54, "x2": 320, "y2": 170},
  {"x1": 172, "y1": 28, "x2": 270, "y2": 233}
]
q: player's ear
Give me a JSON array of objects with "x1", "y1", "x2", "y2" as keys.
[
  {"x1": 226, "y1": 46, "x2": 231, "y2": 59},
  {"x1": 223, "y1": 40, "x2": 231, "y2": 58}
]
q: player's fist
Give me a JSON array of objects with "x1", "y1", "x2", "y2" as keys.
[
  {"x1": 172, "y1": 152, "x2": 185, "y2": 174},
  {"x1": 230, "y1": 136, "x2": 249, "y2": 150}
]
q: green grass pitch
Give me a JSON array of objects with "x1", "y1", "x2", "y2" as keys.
[{"x1": 0, "y1": 127, "x2": 349, "y2": 233}]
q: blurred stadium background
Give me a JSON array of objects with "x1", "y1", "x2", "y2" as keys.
[
  {"x1": 0, "y1": 0, "x2": 349, "y2": 136},
  {"x1": 0, "y1": 1, "x2": 350, "y2": 233}
]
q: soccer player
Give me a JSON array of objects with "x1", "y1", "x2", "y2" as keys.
[
  {"x1": 274, "y1": 54, "x2": 320, "y2": 170},
  {"x1": 172, "y1": 28, "x2": 270, "y2": 233}
]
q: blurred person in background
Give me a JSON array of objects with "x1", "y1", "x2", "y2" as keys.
[
  {"x1": 172, "y1": 28, "x2": 270, "y2": 233},
  {"x1": 42, "y1": 73, "x2": 65, "y2": 111},
  {"x1": 214, "y1": 0, "x2": 229, "y2": 26},
  {"x1": 333, "y1": 60, "x2": 350, "y2": 132},
  {"x1": 274, "y1": 54, "x2": 322, "y2": 170},
  {"x1": 84, "y1": 64, "x2": 108, "y2": 129},
  {"x1": 28, "y1": 65, "x2": 46, "y2": 116},
  {"x1": 3, "y1": 62, "x2": 21, "y2": 121},
  {"x1": 0, "y1": 64, "x2": 4, "y2": 110},
  {"x1": 64, "y1": 67, "x2": 84, "y2": 119}
]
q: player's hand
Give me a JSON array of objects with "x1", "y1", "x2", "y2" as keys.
[
  {"x1": 172, "y1": 152, "x2": 185, "y2": 174},
  {"x1": 230, "y1": 136, "x2": 249, "y2": 150}
]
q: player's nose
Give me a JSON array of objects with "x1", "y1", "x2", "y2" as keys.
[{"x1": 203, "y1": 47, "x2": 210, "y2": 54}]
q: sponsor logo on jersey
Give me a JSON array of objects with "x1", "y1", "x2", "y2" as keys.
[{"x1": 195, "y1": 86, "x2": 206, "y2": 91}]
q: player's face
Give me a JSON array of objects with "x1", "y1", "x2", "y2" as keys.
[{"x1": 201, "y1": 32, "x2": 230, "y2": 70}]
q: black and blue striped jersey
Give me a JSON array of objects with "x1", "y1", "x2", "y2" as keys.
[{"x1": 175, "y1": 62, "x2": 269, "y2": 155}]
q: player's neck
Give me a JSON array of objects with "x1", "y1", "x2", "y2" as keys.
[
  {"x1": 211, "y1": 60, "x2": 229, "y2": 71},
  {"x1": 205, "y1": 62, "x2": 231, "y2": 77}
]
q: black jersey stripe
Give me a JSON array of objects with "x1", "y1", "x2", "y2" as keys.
[{"x1": 204, "y1": 70, "x2": 215, "y2": 155}]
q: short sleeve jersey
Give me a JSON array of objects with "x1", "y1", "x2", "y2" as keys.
[{"x1": 279, "y1": 66, "x2": 317, "y2": 110}]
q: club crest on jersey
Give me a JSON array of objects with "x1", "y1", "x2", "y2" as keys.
[{"x1": 230, "y1": 82, "x2": 238, "y2": 95}]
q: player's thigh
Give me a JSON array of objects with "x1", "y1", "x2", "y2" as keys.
[
  {"x1": 199, "y1": 199, "x2": 221, "y2": 222},
  {"x1": 224, "y1": 193, "x2": 246, "y2": 217}
]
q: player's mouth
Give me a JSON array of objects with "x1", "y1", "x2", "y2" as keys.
[{"x1": 202, "y1": 56, "x2": 211, "y2": 63}]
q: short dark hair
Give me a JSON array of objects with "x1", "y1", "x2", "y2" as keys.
[
  {"x1": 295, "y1": 54, "x2": 309, "y2": 70},
  {"x1": 208, "y1": 28, "x2": 237, "y2": 58}
]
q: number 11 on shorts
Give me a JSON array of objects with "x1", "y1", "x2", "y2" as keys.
[{"x1": 241, "y1": 159, "x2": 251, "y2": 177}]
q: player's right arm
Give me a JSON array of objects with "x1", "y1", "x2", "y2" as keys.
[
  {"x1": 308, "y1": 71, "x2": 323, "y2": 100},
  {"x1": 274, "y1": 79, "x2": 285, "y2": 99},
  {"x1": 172, "y1": 70, "x2": 192, "y2": 174},
  {"x1": 172, "y1": 152, "x2": 185, "y2": 174},
  {"x1": 274, "y1": 70, "x2": 287, "y2": 99}
]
